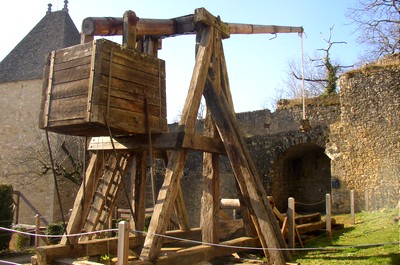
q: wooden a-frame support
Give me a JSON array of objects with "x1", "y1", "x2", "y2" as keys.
[
  {"x1": 138, "y1": 16, "x2": 290, "y2": 264},
  {"x1": 35, "y1": 8, "x2": 303, "y2": 265}
]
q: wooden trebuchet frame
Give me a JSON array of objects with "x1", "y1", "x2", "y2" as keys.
[{"x1": 35, "y1": 7, "x2": 304, "y2": 265}]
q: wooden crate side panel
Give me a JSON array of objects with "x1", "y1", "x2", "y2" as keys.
[
  {"x1": 48, "y1": 95, "x2": 87, "y2": 122},
  {"x1": 100, "y1": 60, "x2": 161, "y2": 91},
  {"x1": 53, "y1": 42, "x2": 93, "y2": 64},
  {"x1": 41, "y1": 39, "x2": 168, "y2": 136},
  {"x1": 52, "y1": 64, "x2": 91, "y2": 85},
  {"x1": 39, "y1": 54, "x2": 51, "y2": 129},
  {"x1": 95, "y1": 87, "x2": 162, "y2": 116},
  {"x1": 98, "y1": 73, "x2": 161, "y2": 101},
  {"x1": 50, "y1": 79, "x2": 89, "y2": 99},
  {"x1": 91, "y1": 105, "x2": 167, "y2": 135},
  {"x1": 96, "y1": 39, "x2": 164, "y2": 78},
  {"x1": 43, "y1": 45, "x2": 92, "y2": 130},
  {"x1": 97, "y1": 75, "x2": 166, "y2": 119},
  {"x1": 53, "y1": 56, "x2": 92, "y2": 72}
]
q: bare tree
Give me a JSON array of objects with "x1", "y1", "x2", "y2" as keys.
[
  {"x1": 347, "y1": 0, "x2": 400, "y2": 60},
  {"x1": 290, "y1": 26, "x2": 353, "y2": 96},
  {"x1": 5, "y1": 131, "x2": 86, "y2": 186}
]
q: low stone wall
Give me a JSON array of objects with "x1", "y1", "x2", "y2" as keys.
[
  {"x1": 327, "y1": 60, "x2": 400, "y2": 213},
  {"x1": 237, "y1": 95, "x2": 340, "y2": 137}
]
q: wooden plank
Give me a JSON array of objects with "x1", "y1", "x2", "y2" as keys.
[
  {"x1": 52, "y1": 64, "x2": 91, "y2": 85},
  {"x1": 173, "y1": 186, "x2": 190, "y2": 231},
  {"x1": 48, "y1": 95, "x2": 87, "y2": 122},
  {"x1": 50, "y1": 79, "x2": 89, "y2": 99},
  {"x1": 37, "y1": 236, "x2": 144, "y2": 265},
  {"x1": 139, "y1": 26, "x2": 214, "y2": 262},
  {"x1": 60, "y1": 152, "x2": 106, "y2": 245},
  {"x1": 295, "y1": 212, "x2": 321, "y2": 225},
  {"x1": 201, "y1": 109, "x2": 220, "y2": 244},
  {"x1": 134, "y1": 237, "x2": 260, "y2": 265},
  {"x1": 53, "y1": 42, "x2": 93, "y2": 64},
  {"x1": 100, "y1": 46, "x2": 165, "y2": 77},
  {"x1": 131, "y1": 152, "x2": 147, "y2": 233},
  {"x1": 99, "y1": 59, "x2": 162, "y2": 90},
  {"x1": 88, "y1": 133, "x2": 226, "y2": 154},
  {"x1": 53, "y1": 55, "x2": 92, "y2": 72}
]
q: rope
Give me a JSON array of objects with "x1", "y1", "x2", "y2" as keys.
[
  {"x1": 0, "y1": 260, "x2": 21, "y2": 265},
  {"x1": 295, "y1": 199, "x2": 326, "y2": 206},
  {"x1": 299, "y1": 32, "x2": 306, "y2": 120},
  {"x1": 1, "y1": 226, "x2": 398, "y2": 252},
  {"x1": 45, "y1": 131, "x2": 70, "y2": 245}
]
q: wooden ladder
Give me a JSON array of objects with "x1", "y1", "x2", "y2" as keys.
[{"x1": 79, "y1": 154, "x2": 131, "y2": 241}]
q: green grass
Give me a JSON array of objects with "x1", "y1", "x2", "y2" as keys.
[{"x1": 292, "y1": 208, "x2": 400, "y2": 265}]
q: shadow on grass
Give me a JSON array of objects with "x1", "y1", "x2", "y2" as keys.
[
  {"x1": 292, "y1": 225, "x2": 399, "y2": 265},
  {"x1": 291, "y1": 227, "x2": 355, "y2": 258}
]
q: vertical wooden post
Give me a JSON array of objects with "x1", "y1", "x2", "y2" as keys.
[
  {"x1": 326, "y1": 194, "x2": 332, "y2": 239},
  {"x1": 350, "y1": 190, "x2": 355, "y2": 225},
  {"x1": 35, "y1": 214, "x2": 40, "y2": 247},
  {"x1": 364, "y1": 189, "x2": 369, "y2": 212},
  {"x1": 80, "y1": 32, "x2": 94, "y2": 44},
  {"x1": 139, "y1": 26, "x2": 214, "y2": 262},
  {"x1": 117, "y1": 221, "x2": 129, "y2": 265},
  {"x1": 123, "y1": 10, "x2": 138, "y2": 49},
  {"x1": 288, "y1": 197, "x2": 295, "y2": 251},
  {"x1": 130, "y1": 153, "x2": 147, "y2": 234},
  {"x1": 14, "y1": 191, "x2": 20, "y2": 224}
]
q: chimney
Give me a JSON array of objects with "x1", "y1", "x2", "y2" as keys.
[
  {"x1": 63, "y1": 0, "x2": 69, "y2": 13},
  {"x1": 46, "y1": 3, "x2": 52, "y2": 14}
]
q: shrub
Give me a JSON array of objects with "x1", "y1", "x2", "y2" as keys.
[
  {"x1": 0, "y1": 184, "x2": 14, "y2": 250},
  {"x1": 14, "y1": 228, "x2": 30, "y2": 250},
  {"x1": 46, "y1": 222, "x2": 65, "y2": 245}
]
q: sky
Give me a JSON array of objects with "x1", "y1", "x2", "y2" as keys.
[{"x1": 0, "y1": 0, "x2": 362, "y2": 122}]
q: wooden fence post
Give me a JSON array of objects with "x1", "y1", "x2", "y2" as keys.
[
  {"x1": 326, "y1": 194, "x2": 332, "y2": 239},
  {"x1": 288, "y1": 197, "x2": 295, "y2": 251},
  {"x1": 117, "y1": 221, "x2": 129, "y2": 265},
  {"x1": 35, "y1": 214, "x2": 40, "y2": 247},
  {"x1": 350, "y1": 190, "x2": 355, "y2": 225}
]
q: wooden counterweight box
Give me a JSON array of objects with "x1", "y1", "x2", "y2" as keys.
[{"x1": 39, "y1": 39, "x2": 167, "y2": 136}]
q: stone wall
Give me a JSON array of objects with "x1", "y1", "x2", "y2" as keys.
[
  {"x1": 327, "y1": 59, "x2": 400, "y2": 213},
  {"x1": 237, "y1": 95, "x2": 340, "y2": 137},
  {"x1": 0, "y1": 79, "x2": 78, "y2": 225}
]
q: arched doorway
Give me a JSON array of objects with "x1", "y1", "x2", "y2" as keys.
[{"x1": 272, "y1": 143, "x2": 331, "y2": 213}]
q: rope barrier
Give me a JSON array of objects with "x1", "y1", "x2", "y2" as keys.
[
  {"x1": 295, "y1": 199, "x2": 326, "y2": 206},
  {"x1": 0, "y1": 259, "x2": 21, "y2": 265},
  {"x1": 0, "y1": 226, "x2": 398, "y2": 252}
]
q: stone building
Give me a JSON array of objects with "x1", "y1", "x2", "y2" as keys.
[
  {"x1": 0, "y1": 4, "x2": 398, "y2": 227},
  {"x1": 0, "y1": 3, "x2": 80, "y2": 225}
]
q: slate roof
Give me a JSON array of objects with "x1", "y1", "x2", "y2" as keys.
[{"x1": 0, "y1": 8, "x2": 80, "y2": 82}]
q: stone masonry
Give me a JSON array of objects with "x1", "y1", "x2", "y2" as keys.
[{"x1": 327, "y1": 56, "x2": 400, "y2": 213}]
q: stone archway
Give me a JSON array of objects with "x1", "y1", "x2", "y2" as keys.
[{"x1": 272, "y1": 143, "x2": 331, "y2": 213}]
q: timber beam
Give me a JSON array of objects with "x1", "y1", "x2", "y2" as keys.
[
  {"x1": 81, "y1": 8, "x2": 303, "y2": 39},
  {"x1": 88, "y1": 132, "x2": 226, "y2": 155}
]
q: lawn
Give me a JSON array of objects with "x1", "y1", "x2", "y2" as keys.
[{"x1": 291, "y1": 208, "x2": 400, "y2": 265}]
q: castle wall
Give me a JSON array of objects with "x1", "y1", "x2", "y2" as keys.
[
  {"x1": 0, "y1": 79, "x2": 78, "y2": 225},
  {"x1": 327, "y1": 61, "x2": 400, "y2": 212}
]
